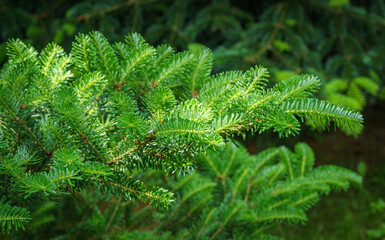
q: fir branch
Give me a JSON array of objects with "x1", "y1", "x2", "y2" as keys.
[
  {"x1": 0, "y1": 95, "x2": 50, "y2": 156},
  {"x1": 0, "y1": 197, "x2": 31, "y2": 233},
  {"x1": 0, "y1": 32, "x2": 365, "y2": 235},
  {"x1": 105, "y1": 196, "x2": 122, "y2": 232},
  {"x1": 282, "y1": 98, "x2": 363, "y2": 134}
]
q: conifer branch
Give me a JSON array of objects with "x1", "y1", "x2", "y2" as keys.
[
  {"x1": 105, "y1": 196, "x2": 122, "y2": 232},
  {"x1": 75, "y1": 128, "x2": 104, "y2": 162},
  {"x1": 0, "y1": 95, "x2": 50, "y2": 156},
  {"x1": 0, "y1": 32, "x2": 364, "y2": 235},
  {"x1": 16, "y1": 118, "x2": 51, "y2": 157}
]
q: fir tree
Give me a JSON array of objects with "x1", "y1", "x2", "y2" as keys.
[
  {"x1": 1, "y1": 0, "x2": 384, "y2": 109},
  {"x1": 0, "y1": 32, "x2": 362, "y2": 234},
  {"x1": 124, "y1": 142, "x2": 362, "y2": 240},
  {"x1": 3, "y1": 142, "x2": 362, "y2": 239}
]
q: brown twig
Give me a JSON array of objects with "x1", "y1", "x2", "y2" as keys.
[
  {"x1": 76, "y1": 0, "x2": 135, "y2": 22},
  {"x1": 210, "y1": 226, "x2": 223, "y2": 240},
  {"x1": 107, "y1": 132, "x2": 156, "y2": 165},
  {"x1": 15, "y1": 118, "x2": 51, "y2": 157},
  {"x1": 246, "y1": 3, "x2": 288, "y2": 64},
  {"x1": 336, "y1": 16, "x2": 353, "y2": 81},
  {"x1": 32, "y1": 0, "x2": 66, "y2": 20},
  {"x1": 307, "y1": 0, "x2": 385, "y2": 28},
  {"x1": 269, "y1": 46, "x2": 302, "y2": 73},
  {"x1": 105, "y1": 196, "x2": 122, "y2": 232}
]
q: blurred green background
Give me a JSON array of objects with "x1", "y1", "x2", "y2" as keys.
[{"x1": 1, "y1": 0, "x2": 384, "y2": 239}]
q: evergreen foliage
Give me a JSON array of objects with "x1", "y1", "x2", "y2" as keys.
[
  {"x1": 366, "y1": 198, "x2": 385, "y2": 239},
  {"x1": 1, "y1": 0, "x2": 384, "y2": 111},
  {"x1": 323, "y1": 75, "x2": 380, "y2": 111},
  {"x1": 4, "y1": 143, "x2": 362, "y2": 239},
  {"x1": 151, "y1": 142, "x2": 362, "y2": 239},
  {"x1": 0, "y1": 32, "x2": 362, "y2": 234}
]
